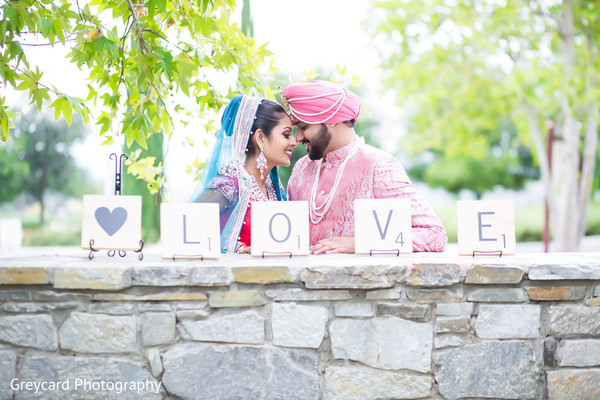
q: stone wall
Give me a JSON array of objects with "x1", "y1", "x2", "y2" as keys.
[{"x1": 0, "y1": 249, "x2": 599, "y2": 399}]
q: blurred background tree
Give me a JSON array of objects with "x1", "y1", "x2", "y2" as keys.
[
  {"x1": 0, "y1": 109, "x2": 91, "y2": 225},
  {"x1": 370, "y1": 0, "x2": 599, "y2": 251}
]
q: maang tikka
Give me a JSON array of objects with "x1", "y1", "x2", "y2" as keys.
[{"x1": 256, "y1": 147, "x2": 267, "y2": 180}]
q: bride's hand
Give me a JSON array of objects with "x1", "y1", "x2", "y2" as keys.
[
  {"x1": 236, "y1": 243, "x2": 251, "y2": 254},
  {"x1": 311, "y1": 236, "x2": 355, "y2": 255}
]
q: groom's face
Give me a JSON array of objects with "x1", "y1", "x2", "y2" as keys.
[{"x1": 295, "y1": 122, "x2": 331, "y2": 161}]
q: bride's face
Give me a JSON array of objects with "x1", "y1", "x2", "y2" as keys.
[{"x1": 262, "y1": 114, "x2": 296, "y2": 167}]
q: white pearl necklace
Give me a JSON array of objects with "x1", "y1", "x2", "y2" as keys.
[{"x1": 309, "y1": 137, "x2": 364, "y2": 224}]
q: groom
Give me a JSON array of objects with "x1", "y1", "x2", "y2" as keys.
[{"x1": 282, "y1": 80, "x2": 447, "y2": 254}]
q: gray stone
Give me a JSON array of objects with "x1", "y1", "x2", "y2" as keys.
[
  {"x1": 405, "y1": 287, "x2": 463, "y2": 303},
  {"x1": 467, "y1": 288, "x2": 528, "y2": 302},
  {"x1": 0, "y1": 315, "x2": 58, "y2": 350},
  {"x1": 365, "y1": 287, "x2": 401, "y2": 300},
  {"x1": 557, "y1": 339, "x2": 600, "y2": 367},
  {"x1": 435, "y1": 316, "x2": 470, "y2": 333},
  {"x1": 16, "y1": 356, "x2": 162, "y2": 399},
  {"x1": 324, "y1": 366, "x2": 433, "y2": 400},
  {"x1": 529, "y1": 263, "x2": 600, "y2": 280},
  {"x1": 436, "y1": 302, "x2": 474, "y2": 316},
  {"x1": 549, "y1": 305, "x2": 600, "y2": 336},
  {"x1": 34, "y1": 291, "x2": 92, "y2": 302},
  {"x1": 176, "y1": 309, "x2": 211, "y2": 320},
  {"x1": 178, "y1": 310, "x2": 265, "y2": 344},
  {"x1": 301, "y1": 266, "x2": 397, "y2": 289},
  {"x1": 376, "y1": 303, "x2": 431, "y2": 321},
  {"x1": 335, "y1": 303, "x2": 374, "y2": 317},
  {"x1": 0, "y1": 349, "x2": 17, "y2": 400},
  {"x1": 476, "y1": 304, "x2": 541, "y2": 339},
  {"x1": 595, "y1": 284, "x2": 600, "y2": 297},
  {"x1": 435, "y1": 341, "x2": 538, "y2": 399},
  {"x1": 434, "y1": 335, "x2": 465, "y2": 349},
  {"x1": 1, "y1": 302, "x2": 78, "y2": 313},
  {"x1": 162, "y1": 344, "x2": 318, "y2": 400},
  {"x1": 59, "y1": 312, "x2": 136, "y2": 353},
  {"x1": 547, "y1": 369, "x2": 600, "y2": 400},
  {"x1": 0, "y1": 290, "x2": 31, "y2": 301},
  {"x1": 265, "y1": 288, "x2": 352, "y2": 301},
  {"x1": 466, "y1": 265, "x2": 525, "y2": 284},
  {"x1": 89, "y1": 302, "x2": 136, "y2": 315},
  {"x1": 174, "y1": 302, "x2": 209, "y2": 310},
  {"x1": 406, "y1": 263, "x2": 460, "y2": 286},
  {"x1": 330, "y1": 317, "x2": 433, "y2": 373},
  {"x1": 146, "y1": 347, "x2": 163, "y2": 378},
  {"x1": 136, "y1": 303, "x2": 172, "y2": 312},
  {"x1": 190, "y1": 266, "x2": 233, "y2": 286},
  {"x1": 142, "y1": 312, "x2": 176, "y2": 346},
  {"x1": 132, "y1": 266, "x2": 190, "y2": 286},
  {"x1": 272, "y1": 302, "x2": 328, "y2": 348}
]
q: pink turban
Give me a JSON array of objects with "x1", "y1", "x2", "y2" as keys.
[{"x1": 282, "y1": 80, "x2": 361, "y2": 124}]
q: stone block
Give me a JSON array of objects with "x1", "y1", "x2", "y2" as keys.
[
  {"x1": 34, "y1": 291, "x2": 92, "y2": 302},
  {"x1": 0, "y1": 267, "x2": 49, "y2": 284},
  {"x1": 208, "y1": 290, "x2": 264, "y2": 308},
  {"x1": 365, "y1": 287, "x2": 401, "y2": 300},
  {"x1": 146, "y1": 347, "x2": 163, "y2": 378},
  {"x1": 434, "y1": 335, "x2": 465, "y2": 349},
  {"x1": 466, "y1": 265, "x2": 524, "y2": 284},
  {"x1": 0, "y1": 314, "x2": 58, "y2": 350},
  {"x1": 435, "y1": 316, "x2": 470, "y2": 333},
  {"x1": 89, "y1": 302, "x2": 136, "y2": 315},
  {"x1": 324, "y1": 366, "x2": 433, "y2": 400},
  {"x1": 131, "y1": 266, "x2": 190, "y2": 286},
  {"x1": 330, "y1": 317, "x2": 433, "y2": 373},
  {"x1": 162, "y1": 344, "x2": 318, "y2": 400},
  {"x1": 93, "y1": 291, "x2": 207, "y2": 301},
  {"x1": 406, "y1": 287, "x2": 463, "y2": 303},
  {"x1": 272, "y1": 302, "x2": 328, "y2": 348},
  {"x1": 190, "y1": 266, "x2": 233, "y2": 286},
  {"x1": 467, "y1": 288, "x2": 528, "y2": 302},
  {"x1": 301, "y1": 266, "x2": 397, "y2": 289},
  {"x1": 476, "y1": 304, "x2": 540, "y2": 339},
  {"x1": 529, "y1": 263, "x2": 600, "y2": 280},
  {"x1": 59, "y1": 312, "x2": 136, "y2": 353},
  {"x1": 178, "y1": 310, "x2": 265, "y2": 344},
  {"x1": 233, "y1": 267, "x2": 294, "y2": 283},
  {"x1": 2, "y1": 302, "x2": 78, "y2": 313},
  {"x1": 335, "y1": 303, "x2": 374, "y2": 317},
  {"x1": 547, "y1": 370, "x2": 600, "y2": 400},
  {"x1": 0, "y1": 290, "x2": 31, "y2": 301},
  {"x1": 137, "y1": 303, "x2": 172, "y2": 312},
  {"x1": 549, "y1": 305, "x2": 600, "y2": 336},
  {"x1": 406, "y1": 263, "x2": 460, "y2": 286},
  {"x1": 436, "y1": 302, "x2": 474, "y2": 316},
  {"x1": 557, "y1": 339, "x2": 600, "y2": 367},
  {"x1": 435, "y1": 341, "x2": 538, "y2": 399},
  {"x1": 143, "y1": 312, "x2": 176, "y2": 346},
  {"x1": 0, "y1": 349, "x2": 16, "y2": 400},
  {"x1": 526, "y1": 285, "x2": 586, "y2": 301},
  {"x1": 265, "y1": 288, "x2": 352, "y2": 301},
  {"x1": 376, "y1": 303, "x2": 431, "y2": 321},
  {"x1": 54, "y1": 267, "x2": 131, "y2": 290},
  {"x1": 17, "y1": 356, "x2": 163, "y2": 399}
]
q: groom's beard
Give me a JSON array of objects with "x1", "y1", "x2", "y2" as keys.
[{"x1": 307, "y1": 124, "x2": 332, "y2": 161}]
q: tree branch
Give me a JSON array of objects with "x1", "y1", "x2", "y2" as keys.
[{"x1": 124, "y1": 0, "x2": 148, "y2": 55}]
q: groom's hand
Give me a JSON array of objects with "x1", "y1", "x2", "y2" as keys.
[{"x1": 311, "y1": 236, "x2": 355, "y2": 255}]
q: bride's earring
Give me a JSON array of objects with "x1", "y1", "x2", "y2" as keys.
[{"x1": 256, "y1": 147, "x2": 267, "y2": 180}]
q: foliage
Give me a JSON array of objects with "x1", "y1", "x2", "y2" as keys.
[
  {"x1": 1, "y1": 0, "x2": 274, "y2": 195},
  {"x1": 370, "y1": 0, "x2": 600, "y2": 250}
]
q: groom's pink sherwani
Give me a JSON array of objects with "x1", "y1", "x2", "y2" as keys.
[{"x1": 288, "y1": 139, "x2": 448, "y2": 252}]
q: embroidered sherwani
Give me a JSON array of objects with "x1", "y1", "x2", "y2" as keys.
[{"x1": 288, "y1": 138, "x2": 448, "y2": 252}]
